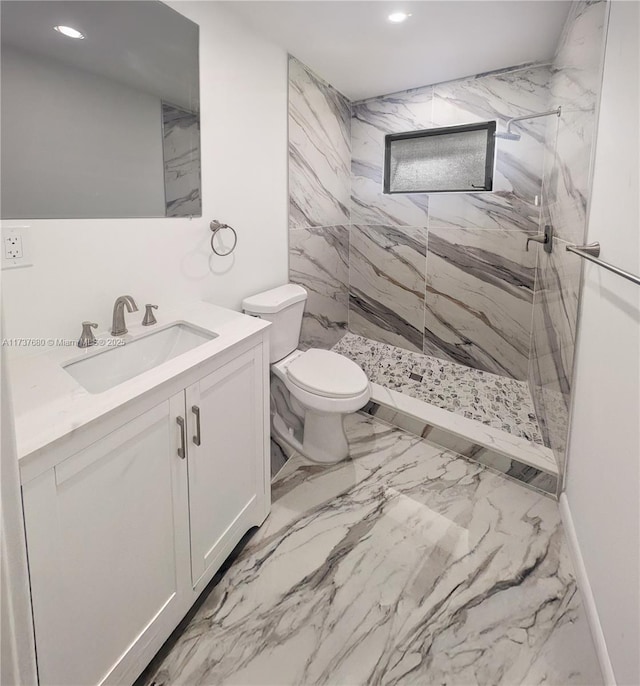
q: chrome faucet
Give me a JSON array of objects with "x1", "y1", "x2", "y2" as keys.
[{"x1": 111, "y1": 295, "x2": 138, "y2": 336}]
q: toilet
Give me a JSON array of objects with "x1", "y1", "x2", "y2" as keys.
[{"x1": 242, "y1": 284, "x2": 370, "y2": 463}]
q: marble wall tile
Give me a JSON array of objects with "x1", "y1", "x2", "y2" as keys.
[
  {"x1": 161, "y1": 103, "x2": 201, "y2": 217},
  {"x1": 351, "y1": 88, "x2": 432, "y2": 226},
  {"x1": 428, "y1": 190, "x2": 541, "y2": 234},
  {"x1": 430, "y1": 64, "x2": 552, "y2": 232},
  {"x1": 552, "y1": 0, "x2": 608, "y2": 107},
  {"x1": 533, "y1": 241, "x2": 582, "y2": 391},
  {"x1": 541, "y1": 0, "x2": 606, "y2": 244},
  {"x1": 529, "y1": 240, "x2": 583, "y2": 474},
  {"x1": 529, "y1": 0, "x2": 607, "y2": 472},
  {"x1": 288, "y1": 56, "x2": 351, "y2": 229},
  {"x1": 347, "y1": 64, "x2": 553, "y2": 381},
  {"x1": 424, "y1": 226, "x2": 536, "y2": 380},
  {"x1": 289, "y1": 225, "x2": 349, "y2": 349},
  {"x1": 349, "y1": 225, "x2": 426, "y2": 352}
]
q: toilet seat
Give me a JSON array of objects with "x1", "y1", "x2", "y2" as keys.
[
  {"x1": 271, "y1": 349, "x2": 371, "y2": 415},
  {"x1": 286, "y1": 349, "x2": 368, "y2": 399}
]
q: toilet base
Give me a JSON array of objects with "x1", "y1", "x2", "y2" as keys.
[
  {"x1": 302, "y1": 411, "x2": 349, "y2": 463},
  {"x1": 271, "y1": 411, "x2": 349, "y2": 465}
]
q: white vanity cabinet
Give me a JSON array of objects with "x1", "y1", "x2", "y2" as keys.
[
  {"x1": 186, "y1": 346, "x2": 265, "y2": 591},
  {"x1": 20, "y1": 337, "x2": 270, "y2": 686},
  {"x1": 22, "y1": 395, "x2": 191, "y2": 686}
]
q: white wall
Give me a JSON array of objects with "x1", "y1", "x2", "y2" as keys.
[
  {"x1": 1, "y1": 46, "x2": 165, "y2": 219},
  {"x1": 564, "y1": 2, "x2": 640, "y2": 684},
  {"x1": 1, "y1": 1, "x2": 289, "y2": 343},
  {"x1": 0, "y1": 342, "x2": 38, "y2": 686}
]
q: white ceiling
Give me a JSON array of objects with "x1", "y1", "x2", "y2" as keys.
[
  {"x1": 1, "y1": 1, "x2": 199, "y2": 110},
  {"x1": 221, "y1": 0, "x2": 571, "y2": 101}
]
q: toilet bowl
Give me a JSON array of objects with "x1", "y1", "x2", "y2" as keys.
[
  {"x1": 242, "y1": 284, "x2": 370, "y2": 464},
  {"x1": 272, "y1": 349, "x2": 370, "y2": 463}
]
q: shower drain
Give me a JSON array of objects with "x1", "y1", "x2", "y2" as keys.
[{"x1": 409, "y1": 372, "x2": 424, "y2": 383}]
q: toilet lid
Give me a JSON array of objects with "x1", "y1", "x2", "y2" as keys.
[{"x1": 286, "y1": 349, "x2": 369, "y2": 398}]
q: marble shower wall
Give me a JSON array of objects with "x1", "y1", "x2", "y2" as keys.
[
  {"x1": 350, "y1": 65, "x2": 550, "y2": 380},
  {"x1": 288, "y1": 58, "x2": 550, "y2": 379},
  {"x1": 288, "y1": 56, "x2": 352, "y2": 349},
  {"x1": 287, "y1": 1, "x2": 605, "y2": 403},
  {"x1": 529, "y1": 0, "x2": 608, "y2": 474}
]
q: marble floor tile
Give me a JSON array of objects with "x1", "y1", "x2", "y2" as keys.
[
  {"x1": 289, "y1": 225, "x2": 349, "y2": 349},
  {"x1": 142, "y1": 414, "x2": 601, "y2": 686},
  {"x1": 333, "y1": 333, "x2": 544, "y2": 445},
  {"x1": 349, "y1": 225, "x2": 427, "y2": 352},
  {"x1": 361, "y1": 400, "x2": 557, "y2": 496}
]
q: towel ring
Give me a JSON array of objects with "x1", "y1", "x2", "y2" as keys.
[{"x1": 209, "y1": 220, "x2": 237, "y2": 257}]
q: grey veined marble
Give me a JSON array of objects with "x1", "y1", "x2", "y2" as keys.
[
  {"x1": 425, "y1": 225, "x2": 536, "y2": 381},
  {"x1": 143, "y1": 414, "x2": 601, "y2": 686},
  {"x1": 545, "y1": 0, "x2": 607, "y2": 246},
  {"x1": 289, "y1": 225, "x2": 349, "y2": 350},
  {"x1": 349, "y1": 224, "x2": 427, "y2": 353},
  {"x1": 289, "y1": 56, "x2": 351, "y2": 229},
  {"x1": 162, "y1": 103, "x2": 201, "y2": 217},
  {"x1": 350, "y1": 63, "x2": 552, "y2": 232},
  {"x1": 528, "y1": 0, "x2": 607, "y2": 475}
]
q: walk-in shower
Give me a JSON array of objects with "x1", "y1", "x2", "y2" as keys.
[{"x1": 283, "y1": 0, "x2": 609, "y2": 498}]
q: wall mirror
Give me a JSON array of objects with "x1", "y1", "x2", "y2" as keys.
[{"x1": 1, "y1": 1, "x2": 201, "y2": 219}]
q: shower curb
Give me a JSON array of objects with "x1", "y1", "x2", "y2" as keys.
[{"x1": 364, "y1": 382, "x2": 559, "y2": 497}]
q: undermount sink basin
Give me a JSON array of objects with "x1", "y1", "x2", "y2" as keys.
[{"x1": 63, "y1": 322, "x2": 217, "y2": 393}]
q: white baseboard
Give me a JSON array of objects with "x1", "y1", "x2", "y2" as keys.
[{"x1": 559, "y1": 493, "x2": 617, "y2": 685}]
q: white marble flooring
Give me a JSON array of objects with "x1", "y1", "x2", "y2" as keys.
[
  {"x1": 333, "y1": 333, "x2": 545, "y2": 445},
  {"x1": 142, "y1": 414, "x2": 600, "y2": 686}
]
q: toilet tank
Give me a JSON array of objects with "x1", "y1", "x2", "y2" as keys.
[{"x1": 242, "y1": 284, "x2": 307, "y2": 362}]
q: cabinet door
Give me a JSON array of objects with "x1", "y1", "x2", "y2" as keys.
[
  {"x1": 22, "y1": 394, "x2": 190, "y2": 686},
  {"x1": 186, "y1": 346, "x2": 267, "y2": 589}
]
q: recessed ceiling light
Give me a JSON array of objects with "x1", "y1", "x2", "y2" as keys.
[
  {"x1": 388, "y1": 12, "x2": 411, "y2": 23},
  {"x1": 53, "y1": 25, "x2": 85, "y2": 40}
]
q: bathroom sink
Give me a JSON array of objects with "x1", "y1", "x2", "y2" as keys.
[{"x1": 63, "y1": 322, "x2": 217, "y2": 393}]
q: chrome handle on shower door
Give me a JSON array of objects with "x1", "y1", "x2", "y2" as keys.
[
  {"x1": 192, "y1": 405, "x2": 201, "y2": 446},
  {"x1": 176, "y1": 416, "x2": 186, "y2": 459}
]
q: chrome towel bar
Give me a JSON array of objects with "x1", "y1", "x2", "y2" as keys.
[{"x1": 567, "y1": 242, "x2": 640, "y2": 286}]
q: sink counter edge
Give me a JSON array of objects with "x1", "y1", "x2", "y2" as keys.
[{"x1": 7, "y1": 301, "x2": 270, "y2": 470}]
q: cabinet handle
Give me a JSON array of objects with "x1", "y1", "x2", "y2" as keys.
[
  {"x1": 176, "y1": 416, "x2": 186, "y2": 459},
  {"x1": 192, "y1": 405, "x2": 201, "y2": 446}
]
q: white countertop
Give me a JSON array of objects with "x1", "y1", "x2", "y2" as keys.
[{"x1": 7, "y1": 301, "x2": 269, "y2": 462}]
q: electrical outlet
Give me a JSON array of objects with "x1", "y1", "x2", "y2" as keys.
[
  {"x1": 1, "y1": 225, "x2": 33, "y2": 270},
  {"x1": 5, "y1": 235, "x2": 23, "y2": 259}
]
